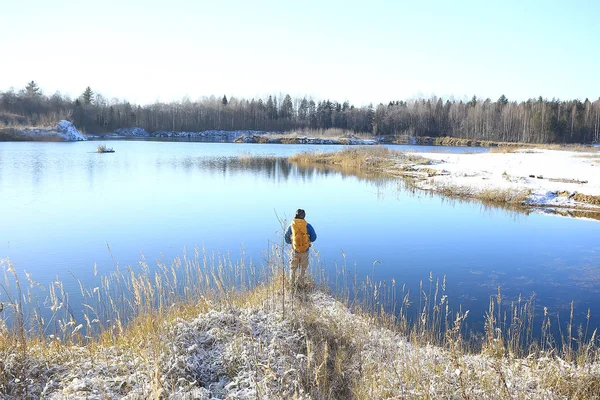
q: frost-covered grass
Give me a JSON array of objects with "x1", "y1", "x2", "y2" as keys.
[{"x1": 1, "y1": 249, "x2": 599, "y2": 399}]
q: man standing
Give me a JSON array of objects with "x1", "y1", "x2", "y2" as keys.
[{"x1": 284, "y1": 209, "x2": 317, "y2": 287}]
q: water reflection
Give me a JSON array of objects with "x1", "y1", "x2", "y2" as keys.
[
  {"x1": 532, "y1": 207, "x2": 600, "y2": 221},
  {"x1": 155, "y1": 155, "x2": 359, "y2": 183},
  {"x1": 31, "y1": 150, "x2": 45, "y2": 186}
]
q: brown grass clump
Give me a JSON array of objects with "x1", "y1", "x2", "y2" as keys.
[
  {"x1": 431, "y1": 184, "x2": 532, "y2": 205},
  {"x1": 97, "y1": 144, "x2": 114, "y2": 153},
  {"x1": 488, "y1": 146, "x2": 523, "y2": 153},
  {"x1": 575, "y1": 155, "x2": 600, "y2": 160},
  {"x1": 477, "y1": 187, "x2": 532, "y2": 204},
  {"x1": 415, "y1": 136, "x2": 535, "y2": 148},
  {"x1": 289, "y1": 147, "x2": 430, "y2": 179},
  {"x1": 571, "y1": 193, "x2": 600, "y2": 206},
  {"x1": 290, "y1": 146, "x2": 389, "y2": 168}
]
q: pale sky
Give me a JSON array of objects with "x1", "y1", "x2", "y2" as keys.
[{"x1": 1, "y1": 0, "x2": 598, "y2": 106}]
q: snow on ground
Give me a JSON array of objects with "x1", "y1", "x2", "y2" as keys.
[
  {"x1": 408, "y1": 149, "x2": 600, "y2": 209},
  {"x1": 114, "y1": 127, "x2": 150, "y2": 137},
  {"x1": 154, "y1": 130, "x2": 264, "y2": 141},
  {"x1": 16, "y1": 120, "x2": 87, "y2": 141},
  {"x1": 54, "y1": 120, "x2": 86, "y2": 141},
  {"x1": 235, "y1": 133, "x2": 377, "y2": 145}
]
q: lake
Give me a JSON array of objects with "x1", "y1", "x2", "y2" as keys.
[{"x1": 1, "y1": 141, "x2": 599, "y2": 336}]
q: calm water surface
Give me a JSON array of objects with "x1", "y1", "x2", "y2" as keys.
[{"x1": 0, "y1": 141, "x2": 599, "y2": 332}]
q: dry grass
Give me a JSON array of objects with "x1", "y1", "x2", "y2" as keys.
[
  {"x1": 409, "y1": 136, "x2": 600, "y2": 155},
  {"x1": 1, "y1": 237, "x2": 599, "y2": 398},
  {"x1": 488, "y1": 146, "x2": 525, "y2": 153},
  {"x1": 289, "y1": 147, "x2": 431, "y2": 179},
  {"x1": 571, "y1": 193, "x2": 600, "y2": 206},
  {"x1": 432, "y1": 184, "x2": 532, "y2": 207},
  {"x1": 0, "y1": 244, "x2": 293, "y2": 398},
  {"x1": 575, "y1": 154, "x2": 600, "y2": 161},
  {"x1": 540, "y1": 144, "x2": 600, "y2": 152},
  {"x1": 413, "y1": 136, "x2": 535, "y2": 148},
  {"x1": 478, "y1": 187, "x2": 532, "y2": 204},
  {"x1": 0, "y1": 128, "x2": 62, "y2": 142}
]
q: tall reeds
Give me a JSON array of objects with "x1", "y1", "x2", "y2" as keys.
[{"x1": 1, "y1": 245, "x2": 598, "y2": 398}]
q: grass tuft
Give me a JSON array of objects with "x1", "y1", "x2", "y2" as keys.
[{"x1": 97, "y1": 144, "x2": 114, "y2": 153}]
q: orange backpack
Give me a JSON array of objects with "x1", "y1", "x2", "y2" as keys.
[{"x1": 291, "y1": 219, "x2": 310, "y2": 252}]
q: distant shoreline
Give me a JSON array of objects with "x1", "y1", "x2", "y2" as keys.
[{"x1": 3, "y1": 123, "x2": 600, "y2": 149}]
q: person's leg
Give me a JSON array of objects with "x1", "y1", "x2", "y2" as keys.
[
  {"x1": 298, "y1": 251, "x2": 309, "y2": 283},
  {"x1": 290, "y1": 251, "x2": 300, "y2": 286}
]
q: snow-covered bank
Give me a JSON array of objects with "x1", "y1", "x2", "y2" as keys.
[
  {"x1": 1, "y1": 290, "x2": 598, "y2": 399},
  {"x1": 234, "y1": 133, "x2": 377, "y2": 145},
  {"x1": 94, "y1": 128, "x2": 377, "y2": 145},
  {"x1": 407, "y1": 148, "x2": 600, "y2": 211},
  {"x1": 94, "y1": 129, "x2": 266, "y2": 142},
  {"x1": 0, "y1": 120, "x2": 86, "y2": 141}
]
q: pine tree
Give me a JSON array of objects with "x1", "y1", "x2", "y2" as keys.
[
  {"x1": 25, "y1": 81, "x2": 41, "y2": 97},
  {"x1": 82, "y1": 86, "x2": 94, "y2": 105},
  {"x1": 222, "y1": 95, "x2": 228, "y2": 106},
  {"x1": 280, "y1": 94, "x2": 294, "y2": 120},
  {"x1": 298, "y1": 97, "x2": 309, "y2": 122},
  {"x1": 266, "y1": 96, "x2": 277, "y2": 120}
]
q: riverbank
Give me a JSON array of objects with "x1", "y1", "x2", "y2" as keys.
[
  {"x1": 89, "y1": 128, "x2": 263, "y2": 142},
  {"x1": 0, "y1": 121, "x2": 86, "y2": 141},
  {"x1": 234, "y1": 133, "x2": 377, "y2": 145},
  {"x1": 84, "y1": 128, "x2": 377, "y2": 145},
  {"x1": 407, "y1": 148, "x2": 600, "y2": 212},
  {"x1": 290, "y1": 147, "x2": 600, "y2": 215},
  {"x1": 386, "y1": 135, "x2": 538, "y2": 147},
  {"x1": 2, "y1": 280, "x2": 598, "y2": 399}
]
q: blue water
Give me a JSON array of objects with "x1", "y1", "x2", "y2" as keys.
[{"x1": 0, "y1": 141, "x2": 598, "y2": 335}]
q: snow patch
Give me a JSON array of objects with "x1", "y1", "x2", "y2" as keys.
[
  {"x1": 55, "y1": 120, "x2": 86, "y2": 141},
  {"x1": 526, "y1": 191, "x2": 575, "y2": 207},
  {"x1": 154, "y1": 130, "x2": 264, "y2": 141},
  {"x1": 234, "y1": 134, "x2": 377, "y2": 145},
  {"x1": 409, "y1": 149, "x2": 600, "y2": 211},
  {"x1": 114, "y1": 127, "x2": 149, "y2": 137}
]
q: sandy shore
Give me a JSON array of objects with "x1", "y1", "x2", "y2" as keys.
[{"x1": 407, "y1": 148, "x2": 600, "y2": 211}]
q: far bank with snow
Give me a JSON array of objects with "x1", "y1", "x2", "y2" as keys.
[
  {"x1": 0, "y1": 120, "x2": 86, "y2": 141},
  {"x1": 91, "y1": 128, "x2": 378, "y2": 145},
  {"x1": 408, "y1": 148, "x2": 600, "y2": 212},
  {"x1": 93, "y1": 129, "x2": 265, "y2": 142},
  {"x1": 234, "y1": 133, "x2": 378, "y2": 145}
]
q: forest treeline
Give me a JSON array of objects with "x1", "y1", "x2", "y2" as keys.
[{"x1": 1, "y1": 81, "x2": 599, "y2": 144}]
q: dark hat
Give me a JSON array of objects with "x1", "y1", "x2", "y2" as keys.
[{"x1": 295, "y1": 209, "x2": 306, "y2": 219}]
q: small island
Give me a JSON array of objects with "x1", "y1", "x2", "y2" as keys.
[{"x1": 96, "y1": 144, "x2": 115, "y2": 153}]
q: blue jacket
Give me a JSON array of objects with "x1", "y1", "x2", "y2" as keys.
[{"x1": 285, "y1": 219, "x2": 317, "y2": 249}]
